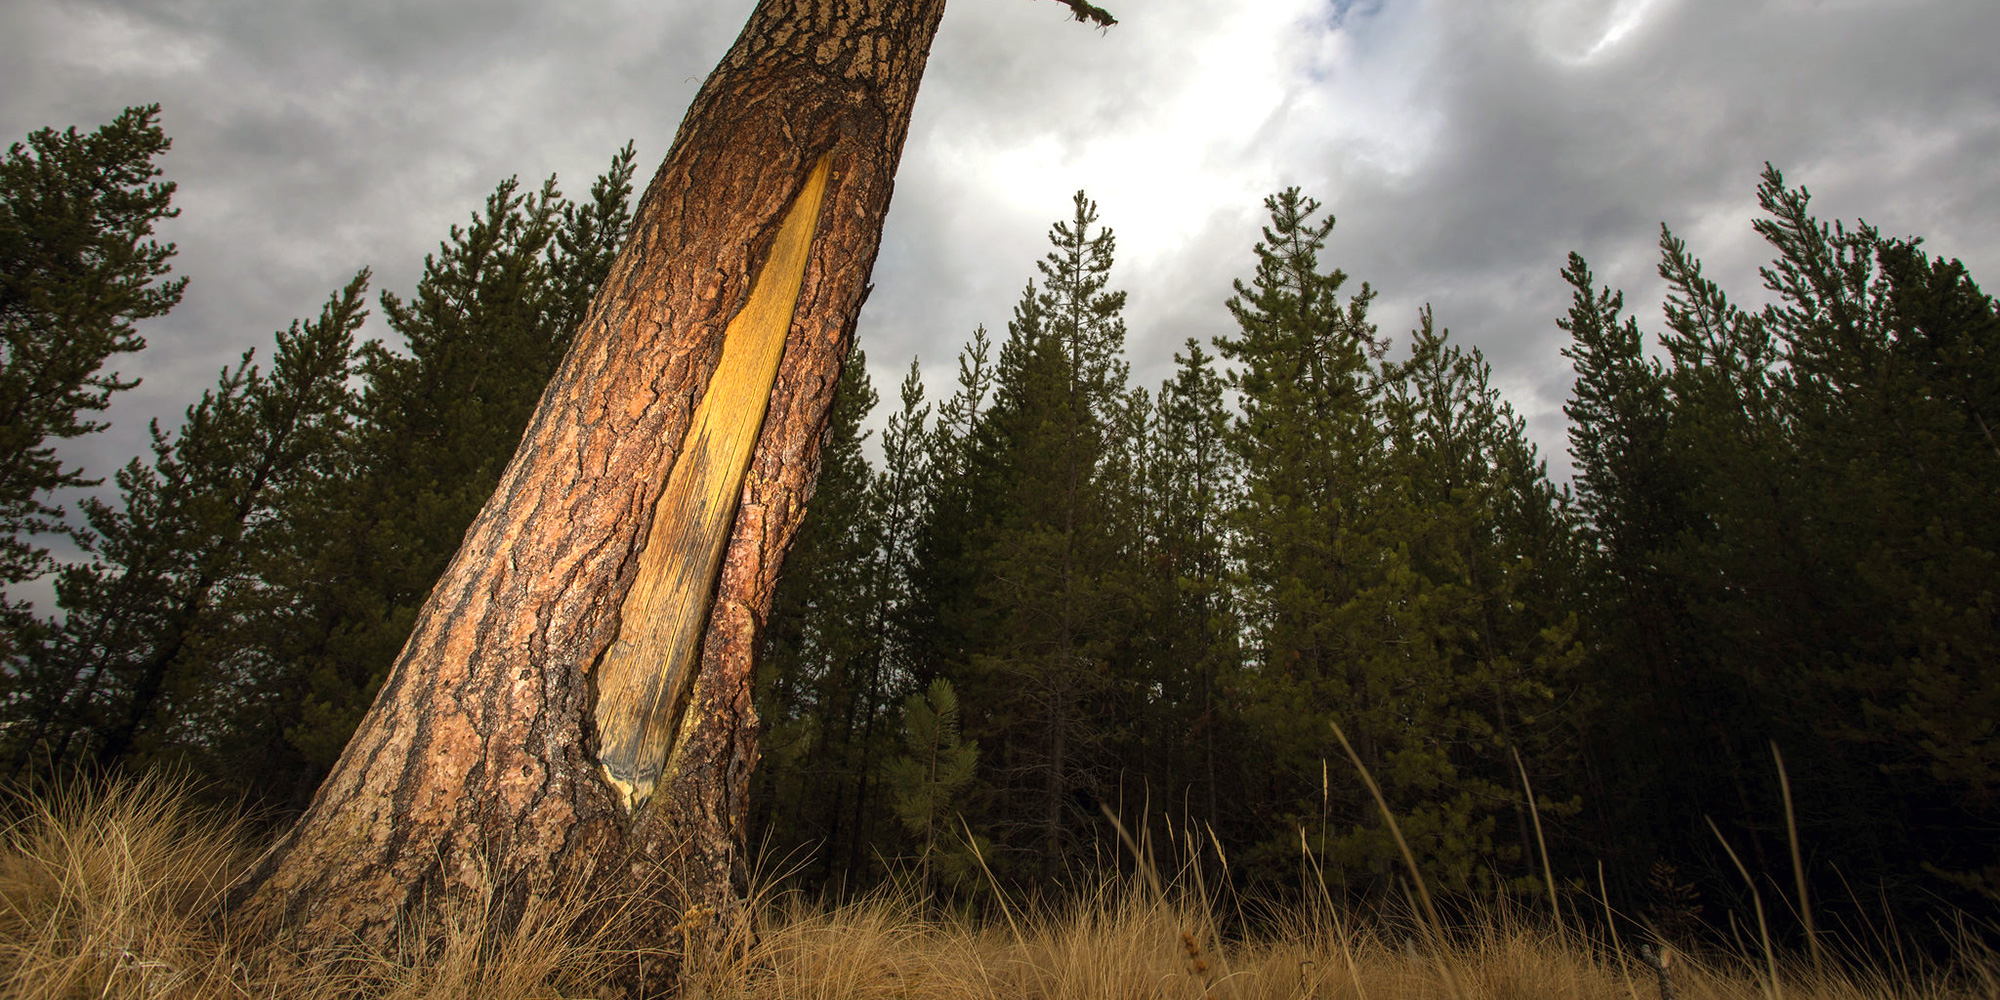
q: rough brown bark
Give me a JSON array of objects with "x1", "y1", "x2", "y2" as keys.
[{"x1": 225, "y1": 0, "x2": 948, "y2": 985}]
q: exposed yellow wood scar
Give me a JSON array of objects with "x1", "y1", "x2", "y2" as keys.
[{"x1": 594, "y1": 155, "x2": 832, "y2": 812}]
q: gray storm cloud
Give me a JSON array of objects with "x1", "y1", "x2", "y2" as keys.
[{"x1": 4, "y1": 0, "x2": 1996, "y2": 515}]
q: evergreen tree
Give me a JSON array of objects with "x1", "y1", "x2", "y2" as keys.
[
  {"x1": 1373, "y1": 310, "x2": 1582, "y2": 892},
  {"x1": 1215, "y1": 188, "x2": 1388, "y2": 885},
  {"x1": 1740, "y1": 168, "x2": 1999, "y2": 906},
  {"x1": 0, "y1": 105, "x2": 183, "y2": 664},
  {"x1": 2, "y1": 274, "x2": 364, "y2": 778},
  {"x1": 223, "y1": 3, "x2": 1091, "y2": 970},
  {"x1": 872, "y1": 359, "x2": 934, "y2": 678},
  {"x1": 1558, "y1": 251, "x2": 1686, "y2": 619},
  {"x1": 955, "y1": 191, "x2": 1133, "y2": 883},
  {"x1": 1219, "y1": 190, "x2": 1579, "y2": 892},
  {"x1": 880, "y1": 677, "x2": 981, "y2": 893},
  {"x1": 1563, "y1": 166, "x2": 2000, "y2": 935},
  {"x1": 1861, "y1": 235, "x2": 2000, "y2": 901},
  {"x1": 1556, "y1": 250, "x2": 1721, "y2": 878},
  {"x1": 904, "y1": 326, "x2": 995, "y2": 685},
  {"x1": 1112, "y1": 340, "x2": 1240, "y2": 837}
]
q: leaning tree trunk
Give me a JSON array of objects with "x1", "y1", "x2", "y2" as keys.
[{"x1": 226, "y1": 0, "x2": 947, "y2": 986}]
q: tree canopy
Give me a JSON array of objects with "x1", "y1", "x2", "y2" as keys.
[{"x1": 3, "y1": 107, "x2": 1991, "y2": 954}]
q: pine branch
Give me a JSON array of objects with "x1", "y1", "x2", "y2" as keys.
[{"x1": 1043, "y1": 0, "x2": 1118, "y2": 28}]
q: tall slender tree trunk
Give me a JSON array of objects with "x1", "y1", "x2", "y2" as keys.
[{"x1": 226, "y1": 0, "x2": 948, "y2": 985}]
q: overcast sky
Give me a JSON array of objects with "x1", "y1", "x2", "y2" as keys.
[{"x1": 6, "y1": 0, "x2": 1998, "y2": 531}]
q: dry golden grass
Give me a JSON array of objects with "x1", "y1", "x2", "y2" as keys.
[
  {"x1": 0, "y1": 778, "x2": 1988, "y2": 1000},
  {"x1": 0, "y1": 775, "x2": 620, "y2": 999},
  {"x1": 0, "y1": 775, "x2": 251, "y2": 998},
  {"x1": 709, "y1": 886, "x2": 1988, "y2": 1000}
]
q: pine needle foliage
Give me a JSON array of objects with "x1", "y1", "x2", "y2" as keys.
[
  {"x1": 1, "y1": 273, "x2": 367, "y2": 780},
  {"x1": 1562, "y1": 164, "x2": 2000, "y2": 928},
  {"x1": 0, "y1": 105, "x2": 183, "y2": 666},
  {"x1": 881, "y1": 678, "x2": 981, "y2": 890},
  {"x1": 6, "y1": 102, "x2": 1991, "y2": 953}
]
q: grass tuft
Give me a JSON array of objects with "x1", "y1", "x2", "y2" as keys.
[
  {"x1": 0, "y1": 775, "x2": 621, "y2": 998},
  {"x1": 0, "y1": 773, "x2": 249, "y2": 999}
]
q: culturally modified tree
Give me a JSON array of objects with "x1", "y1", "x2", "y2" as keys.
[
  {"x1": 270, "y1": 153, "x2": 636, "y2": 784},
  {"x1": 226, "y1": 2, "x2": 1117, "y2": 987}
]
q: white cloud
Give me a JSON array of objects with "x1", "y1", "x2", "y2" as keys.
[{"x1": 1532, "y1": 0, "x2": 1675, "y2": 64}]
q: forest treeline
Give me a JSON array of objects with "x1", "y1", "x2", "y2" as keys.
[{"x1": 2, "y1": 107, "x2": 1995, "y2": 950}]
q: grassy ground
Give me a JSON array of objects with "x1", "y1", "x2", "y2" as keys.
[{"x1": 1, "y1": 778, "x2": 1989, "y2": 999}]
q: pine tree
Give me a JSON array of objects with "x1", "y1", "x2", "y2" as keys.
[
  {"x1": 1562, "y1": 166, "x2": 2000, "y2": 932},
  {"x1": 1558, "y1": 251, "x2": 1685, "y2": 604},
  {"x1": 2, "y1": 274, "x2": 364, "y2": 778},
  {"x1": 880, "y1": 677, "x2": 980, "y2": 893},
  {"x1": 1865, "y1": 236, "x2": 2000, "y2": 900},
  {"x1": 0, "y1": 105, "x2": 183, "y2": 664},
  {"x1": 873, "y1": 359, "x2": 933, "y2": 675},
  {"x1": 1216, "y1": 188, "x2": 1390, "y2": 883},
  {"x1": 955, "y1": 191, "x2": 1133, "y2": 883},
  {"x1": 846, "y1": 360, "x2": 939, "y2": 870},
  {"x1": 227, "y1": 8, "x2": 1133, "y2": 967},
  {"x1": 1220, "y1": 186, "x2": 1578, "y2": 891},
  {"x1": 1555, "y1": 251, "x2": 1723, "y2": 872},
  {"x1": 1114, "y1": 340, "x2": 1239, "y2": 836},
  {"x1": 905, "y1": 326, "x2": 994, "y2": 684},
  {"x1": 1743, "y1": 168, "x2": 1999, "y2": 905},
  {"x1": 1372, "y1": 310, "x2": 1583, "y2": 892}
]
